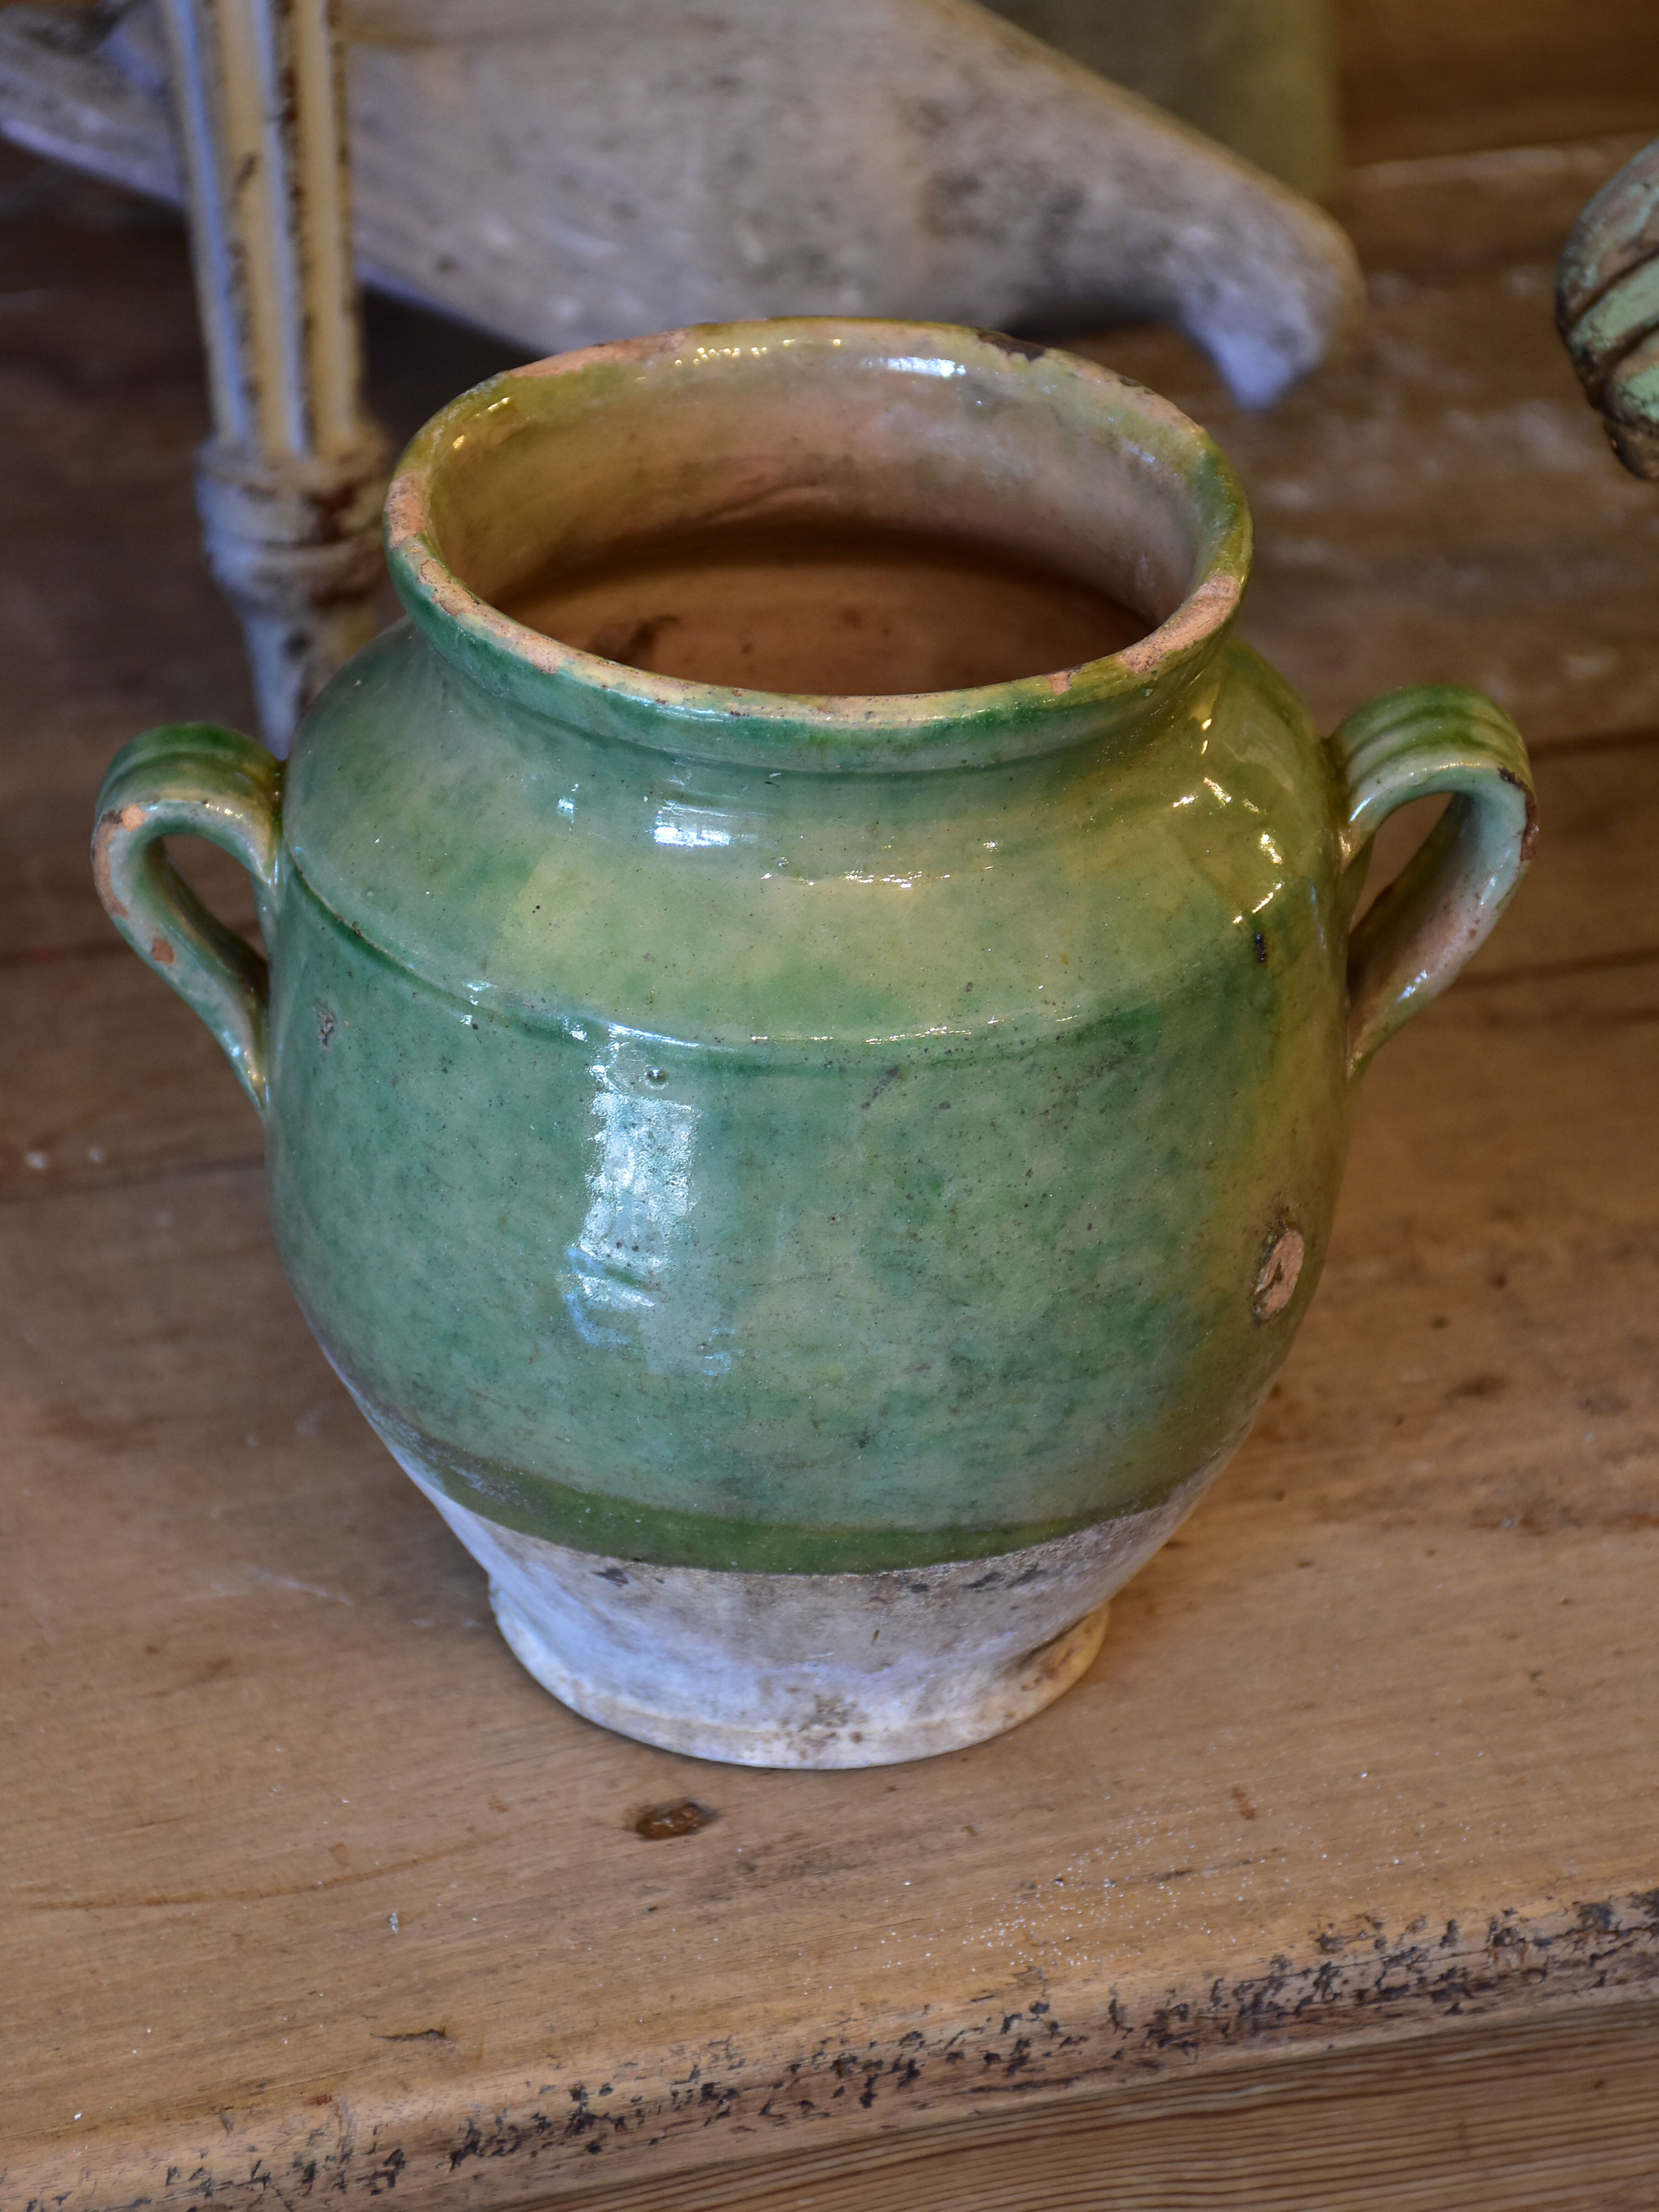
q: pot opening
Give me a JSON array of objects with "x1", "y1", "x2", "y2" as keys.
[
  {"x1": 494, "y1": 517, "x2": 1150, "y2": 696},
  {"x1": 403, "y1": 325, "x2": 1244, "y2": 716}
]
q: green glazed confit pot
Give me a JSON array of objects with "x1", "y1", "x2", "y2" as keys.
[{"x1": 93, "y1": 321, "x2": 1536, "y2": 1768}]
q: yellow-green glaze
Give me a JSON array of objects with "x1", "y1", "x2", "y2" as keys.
[{"x1": 93, "y1": 321, "x2": 1535, "y2": 1583}]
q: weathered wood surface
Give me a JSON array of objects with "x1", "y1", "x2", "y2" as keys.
[
  {"x1": 1338, "y1": 0, "x2": 1659, "y2": 166},
  {"x1": 3, "y1": 132, "x2": 1659, "y2": 2210},
  {"x1": 568, "y1": 2005, "x2": 1659, "y2": 2211}
]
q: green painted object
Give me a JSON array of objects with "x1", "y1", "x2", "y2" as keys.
[
  {"x1": 93, "y1": 321, "x2": 1535, "y2": 1765},
  {"x1": 1558, "y1": 135, "x2": 1659, "y2": 482}
]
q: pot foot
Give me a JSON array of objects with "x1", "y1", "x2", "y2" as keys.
[
  {"x1": 387, "y1": 1459, "x2": 1213, "y2": 1768},
  {"x1": 491, "y1": 1574, "x2": 1110, "y2": 1768}
]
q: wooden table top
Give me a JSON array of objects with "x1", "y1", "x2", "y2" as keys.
[{"x1": 2, "y1": 132, "x2": 1658, "y2": 2212}]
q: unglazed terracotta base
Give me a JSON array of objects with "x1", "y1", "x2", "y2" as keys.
[{"x1": 398, "y1": 1463, "x2": 1214, "y2": 1768}]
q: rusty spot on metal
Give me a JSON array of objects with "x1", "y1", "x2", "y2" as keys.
[
  {"x1": 150, "y1": 936, "x2": 176, "y2": 967},
  {"x1": 633, "y1": 1799, "x2": 715, "y2": 1840}
]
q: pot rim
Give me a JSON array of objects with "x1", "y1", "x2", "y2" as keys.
[{"x1": 383, "y1": 317, "x2": 1253, "y2": 774}]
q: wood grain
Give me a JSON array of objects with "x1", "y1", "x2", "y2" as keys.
[
  {"x1": 1339, "y1": 0, "x2": 1659, "y2": 166},
  {"x1": 558, "y1": 2003, "x2": 1659, "y2": 2211},
  {"x1": 2, "y1": 124, "x2": 1658, "y2": 2212}
]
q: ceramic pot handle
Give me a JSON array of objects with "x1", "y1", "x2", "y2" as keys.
[
  {"x1": 92, "y1": 723, "x2": 283, "y2": 1114},
  {"x1": 1332, "y1": 685, "x2": 1536, "y2": 1074}
]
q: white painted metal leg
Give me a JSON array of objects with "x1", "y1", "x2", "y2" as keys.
[{"x1": 156, "y1": 0, "x2": 389, "y2": 752}]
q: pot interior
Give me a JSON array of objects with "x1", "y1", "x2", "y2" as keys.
[
  {"x1": 417, "y1": 324, "x2": 1230, "y2": 702},
  {"x1": 496, "y1": 519, "x2": 1147, "y2": 695}
]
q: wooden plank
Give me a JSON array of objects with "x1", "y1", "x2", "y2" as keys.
[
  {"x1": 555, "y1": 2002, "x2": 1659, "y2": 2211},
  {"x1": 0, "y1": 135, "x2": 251, "y2": 964},
  {"x1": 1338, "y1": 0, "x2": 1659, "y2": 167},
  {"x1": 0, "y1": 943, "x2": 258, "y2": 1204}
]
